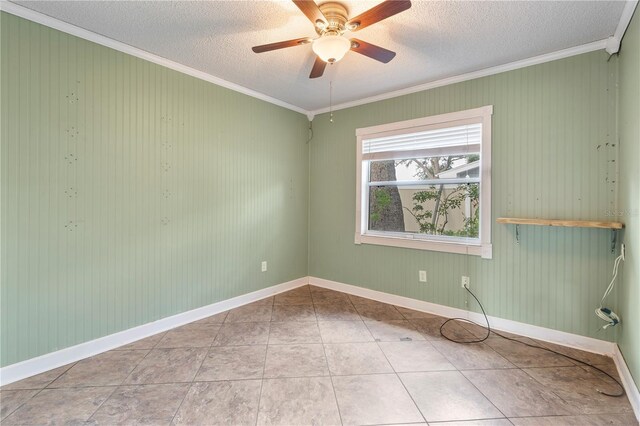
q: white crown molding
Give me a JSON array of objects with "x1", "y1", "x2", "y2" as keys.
[
  {"x1": 0, "y1": 277, "x2": 309, "y2": 386},
  {"x1": 614, "y1": 345, "x2": 640, "y2": 422},
  {"x1": 615, "y1": 1, "x2": 640, "y2": 45},
  {"x1": 0, "y1": 0, "x2": 308, "y2": 116},
  {"x1": 310, "y1": 39, "x2": 609, "y2": 116},
  {"x1": 605, "y1": 0, "x2": 638, "y2": 55}
]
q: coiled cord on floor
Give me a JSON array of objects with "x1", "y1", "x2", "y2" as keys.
[{"x1": 439, "y1": 286, "x2": 625, "y2": 398}]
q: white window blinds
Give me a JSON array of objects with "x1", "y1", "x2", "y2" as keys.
[{"x1": 362, "y1": 122, "x2": 482, "y2": 161}]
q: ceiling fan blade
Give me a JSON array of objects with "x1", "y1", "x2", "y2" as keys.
[
  {"x1": 309, "y1": 56, "x2": 327, "y2": 78},
  {"x1": 347, "y1": 0, "x2": 411, "y2": 31},
  {"x1": 252, "y1": 37, "x2": 312, "y2": 53},
  {"x1": 350, "y1": 38, "x2": 396, "y2": 63},
  {"x1": 292, "y1": 0, "x2": 327, "y2": 26}
]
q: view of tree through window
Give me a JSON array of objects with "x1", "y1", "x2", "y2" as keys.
[{"x1": 368, "y1": 154, "x2": 480, "y2": 239}]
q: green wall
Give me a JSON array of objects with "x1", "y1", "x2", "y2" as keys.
[
  {"x1": 309, "y1": 51, "x2": 621, "y2": 341},
  {"x1": 0, "y1": 12, "x2": 309, "y2": 367},
  {"x1": 618, "y1": 8, "x2": 640, "y2": 388},
  {"x1": 1, "y1": 8, "x2": 637, "y2": 377}
]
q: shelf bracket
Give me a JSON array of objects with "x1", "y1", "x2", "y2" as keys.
[
  {"x1": 611, "y1": 229, "x2": 618, "y2": 254},
  {"x1": 515, "y1": 224, "x2": 520, "y2": 244}
]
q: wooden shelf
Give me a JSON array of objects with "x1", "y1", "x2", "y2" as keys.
[{"x1": 496, "y1": 217, "x2": 623, "y2": 230}]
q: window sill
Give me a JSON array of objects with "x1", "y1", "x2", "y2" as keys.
[{"x1": 355, "y1": 233, "x2": 493, "y2": 259}]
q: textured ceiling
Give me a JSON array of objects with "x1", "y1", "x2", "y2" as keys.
[{"x1": 12, "y1": 0, "x2": 627, "y2": 111}]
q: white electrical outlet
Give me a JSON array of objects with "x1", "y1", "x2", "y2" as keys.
[
  {"x1": 261, "y1": 261, "x2": 267, "y2": 272},
  {"x1": 419, "y1": 270, "x2": 427, "y2": 283},
  {"x1": 461, "y1": 276, "x2": 470, "y2": 288}
]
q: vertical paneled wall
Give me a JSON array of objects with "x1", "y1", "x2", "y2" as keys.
[
  {"x1": 0, "y1": 12, "x2": 309, "y2": 367},
  {"x1": 309, "y1": 51, "x2": 620, "y2": 341},
  {"x1": 618, "y1": 8, "x2": 640, "y2": 387}
]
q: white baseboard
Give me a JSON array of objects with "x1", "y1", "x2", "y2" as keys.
[
  {"x1": 309, "y1": 276, "x2": 616, "y2": 355},
  {"x1": 0, "y1": 277, "x2": 309, "y2": 387},
  {"x1": 614, "y1": 345, "x2": 640, "y2": 422}
]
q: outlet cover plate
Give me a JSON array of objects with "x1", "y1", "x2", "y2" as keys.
[{"x1": 461, "y1": 276, "x2": 470, "y2": 288}]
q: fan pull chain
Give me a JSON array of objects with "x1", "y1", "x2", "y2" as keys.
[{"x1": 329, "y1": 81, "x2": 334, "y2": 123}]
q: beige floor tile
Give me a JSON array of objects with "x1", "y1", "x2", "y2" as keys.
[
  {"x1": 399, "y1": 371, "x2": 503, "y2": 422},
  {"x1": 314, "y1": 303, "x2": 361, "y2": 321},
  {"x1": 431, "y1": 340, "x2": 515, "y2": 370},
  {"x1": 225, "y1": 304, "x2": 274, "y2": 322},
  {"x1": 257, "y1": 377, "x2": 341, "y2": 426},
  {"x1": 523, "y1": 366, "x2": 633, "y2": 414},
  {"x1": 395, "y1": 306, "x2": 441, "y2": 319},
  {"x1": 268, "y1": 321, "x2": 322, "y2": 344},
  {"x1": 264, "y1": 344, "x2": 329, "y2": 378},
  {"x1": 156, "y1": 322, "x2": 221, "y2": 348},
  {"x1": 324, "y1": 342, "x2": 393, "y2": 375},
  {"x1": 458, "y1": 321, "x2": 497, "y2": 339},
  {"x1": 308, "y1": 285, "x2": 331, "y2": 293},
  {"x1": 509, "y1": 413, "x2": 640, "y2": 425},
  {"x1": 89, "y1": 383, "x2": 189, "y2": 425},
  {"x1": 429, "y1": 420, "x2": 512, "y2": 426},
  {"x1": 537, "y1": 341, "x2": 615, "y2": 367},
  {"x1": 364, "y1": 319, "x2": 426, "y2": 342},
  {"x1": 462, "y1": 369, "x2": 575, "y2": 417},
  {"x1": 378, "y1": 424, "x2": 427, "y2": 426},
  {"x1": 347, "y1": 294, "x2": 380, "y2": 305},
  {"x1": 485, "y1": 336, "x2": 575, "y2": 368},
  {"x1": 580, "y1": 361, "x2": 624, "y2": 383},
  {"x1": 355, "y1": 303, "x2": 405, "y2": 321},
  {"x1": 174, "y1": 380, "x2": 262, "y2": 425},
  {"x1": 213, "y1": 322, "x2": 271, "y2": 346},
  {"x1": 409, "y1": 317, "x2": 456, "y2": 340},
  {"x1": 0, "y1": 390, "x2": 38, "y2": 421},
  {"x1": 420, "y1": 318, "x2": 479, "y2": 341},
  {"x1": 1, "y1": 364, "x2": 73, "y2": 390},
  {"x1": 378, "y1": 341, "x2": 456, "y2": 372},
  {"x1": 114, "y1": 332, "x2": 166, "y2": 351},
  {"x1": 124, "y1": 348, "x2": 207, "y2": 384},
  {"x1": 5, "y1": 287, "x2": 631, "y2": 426},
  {"x1": 195, "y1": 345, "x2": 267, "y2": 381},
  {"x1": 332, "y1": 374, "x2": 424, "y2": 425},
  {"x1": 312, "y1": 291, "x2": 352, "y2": 304},
  {"x1": 317, "y1": 320, "x2": 375, "y2": 343},
  {"x1": 271, "y1": 304, "x2": 316, "y2": 322},
  {"x1": 49, "y1": 350, "x2": 147, "y2": 388},
  {"x1": 274, "y1": 292, "x2": 313, "y2": 305},
  {"x1": 2, "y1": 387, "x2": 113, "y2": 425}
]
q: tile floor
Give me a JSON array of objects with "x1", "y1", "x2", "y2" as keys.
[{"x1": 1, "y1": 285, "x2": 637, "y2": 425}]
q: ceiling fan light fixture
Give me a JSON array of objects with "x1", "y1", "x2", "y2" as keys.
[{"x1": 312, "y1": 33, "x2": 351, "y2": 63}]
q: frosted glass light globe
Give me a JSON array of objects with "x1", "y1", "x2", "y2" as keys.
[{"x1": 312, "y1": 34, "x2": 351, "y2": 63}]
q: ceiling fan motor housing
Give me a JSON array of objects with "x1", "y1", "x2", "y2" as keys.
[{"x1": 316, "y1": 2, "x2": 349, "y2": 35}]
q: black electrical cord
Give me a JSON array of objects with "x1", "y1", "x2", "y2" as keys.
[{"x1": 440, "y1": 286, "x2": 625, "y2": 398}]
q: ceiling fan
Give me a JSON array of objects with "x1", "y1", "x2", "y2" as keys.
[{"x1": 252, "y1": 0, "x2": 411, "y2": 78}]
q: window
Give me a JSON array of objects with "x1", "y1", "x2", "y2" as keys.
[{"x1": 355, "y1": 106, "x2": 493, "y2": 258}]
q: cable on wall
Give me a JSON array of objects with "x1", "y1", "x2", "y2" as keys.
[
  {"x1": 329, "y1": 81, "x2": 334, "y2": 123},
  {"x1": 307, "y1": 120, "x2": 314, "y2": 144},
  {"x1": 596, "y1": 245, "x2": 624, "y2": 329}
]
